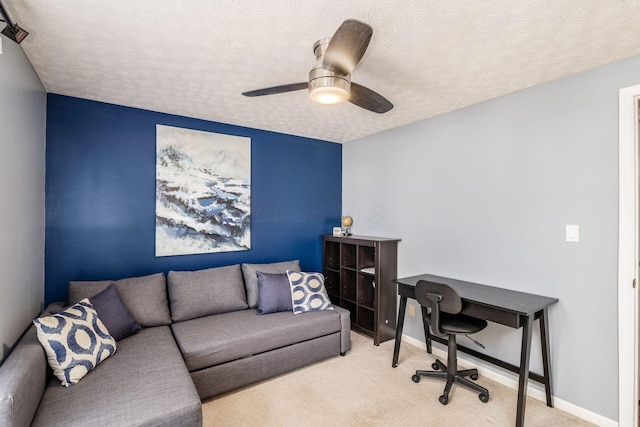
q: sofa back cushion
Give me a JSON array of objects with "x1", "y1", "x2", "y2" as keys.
[
  {"x1": 68, "y1": 273, "x2": 171, "y2": 327},
  {"x1": 241, "y1": 260, "x2": 301, "y2": 308},
  {"x1": 168, "y1": 264, "x2": 248, "y2": 322},
  {"x1": 0, "y1": 326, "x2": 47, "y2": 427}
]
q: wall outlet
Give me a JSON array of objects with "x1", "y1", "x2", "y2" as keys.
[{"x1": 408, "y1": 304, "x2": 415, "y2": 317}]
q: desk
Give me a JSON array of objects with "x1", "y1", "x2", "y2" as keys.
[{"x1": 393, "y1": 274, "x2": 558, "y2": 427}]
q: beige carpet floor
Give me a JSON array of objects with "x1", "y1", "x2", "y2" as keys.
[{"x1": 202, "y1": 332, "x2": 593, "y2": 426}]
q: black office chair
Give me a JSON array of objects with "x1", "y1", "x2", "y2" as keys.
[{"x1": 411, "y1": 280, "x2": 490, "y2": 405}]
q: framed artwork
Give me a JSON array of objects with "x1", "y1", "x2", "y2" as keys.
[{"x1": 155, "y1": 125, "x2": 251, "y2": 256}]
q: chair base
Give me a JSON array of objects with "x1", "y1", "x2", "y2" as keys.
[{"x1": 412, "y1": 335, "x2": 489, "y2": 405}]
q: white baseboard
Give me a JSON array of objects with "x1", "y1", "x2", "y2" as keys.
[{"x1": 401, "y1": 334, "x2": 617, "y2": 427}]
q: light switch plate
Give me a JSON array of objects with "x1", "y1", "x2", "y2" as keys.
[{"x1": 566, "y1": 224, "x2": 579, "y2": 242}]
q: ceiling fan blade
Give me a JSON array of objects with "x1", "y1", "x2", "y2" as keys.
[
  {"x1": 349, "y1": 82, "x2": 393, "y2": 114},
  {"x1": 242, "y1": 83, "x2": 308, "y2": 97},
  {"x1": 323, "y1": 19, "x2": 373, "y2": 75}
]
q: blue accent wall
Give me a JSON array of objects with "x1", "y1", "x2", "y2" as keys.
[{"x1": 45, "y1": 94, "x2": 342, "y2": 304}]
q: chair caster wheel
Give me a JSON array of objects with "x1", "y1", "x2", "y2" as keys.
[
  {"x1": 431, "y1": 363, "x2": 439, "y2": 370},
  {"x1": 470, "y1": 374, "x2": 478, "y2": 380},
  {"x1": 411, "y1": 374, "x2": 420, "y2": 383},
  {"x1": 479, "y1": 393, "x2": 489, "y2": 403},
  {"x1": 439, "y1": 395, "x2": 448, "y2": 405}
]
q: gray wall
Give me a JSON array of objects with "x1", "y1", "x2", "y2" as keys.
[
  {"x1": 0, "y1": 38, "x2": 46, "y2": 361},
  {"x1": 343, "y1": 55, "x2": 640, "y2": 421}
]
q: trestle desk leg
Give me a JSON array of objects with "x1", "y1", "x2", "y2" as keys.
[
  {"x1": 539, "y1": 308, "x2": 554, "y2": 407},
  {"x1": 516, "y1": 315, "x2": 534, "y2": 427}
]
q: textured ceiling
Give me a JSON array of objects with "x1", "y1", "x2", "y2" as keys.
[{"x1": 5, "y1": 0, "x2": 640, "y2": 143}]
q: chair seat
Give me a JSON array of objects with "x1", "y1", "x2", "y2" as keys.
[{"x1": 430, "y1": 312, "x2": 488, "y2": 335}]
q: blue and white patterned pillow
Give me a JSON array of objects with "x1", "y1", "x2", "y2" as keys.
[
  {"x1": 286, "y1": 270, "x2": 334, "y2": 314},
  {"x1": 33, "y1": 299, "x2": 117, "y2": 387}
]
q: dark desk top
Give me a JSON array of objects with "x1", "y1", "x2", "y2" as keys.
[{"x1": 395, "y1": 273, "x2": 558, "y2": 317}]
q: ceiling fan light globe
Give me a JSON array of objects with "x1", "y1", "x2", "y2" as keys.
[
  {"x1": 308, "y1": 76, "x2": 350, "y2": 105},
  {"x1": 310, "y1": 86, "x2": 349, "y2": 105}
]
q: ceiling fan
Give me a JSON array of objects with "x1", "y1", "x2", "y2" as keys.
[{"x1": 242, "y1": 19, "x2": 393, "y2": 114}]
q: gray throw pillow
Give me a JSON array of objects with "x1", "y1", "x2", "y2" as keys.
[
  {"x1": 168, "y1": 264, "x2": 248, "y2": 322},
  {"x1": 89, "y1": 283, "x2": 141, "y2": 341},
  {"x1": 68, "y1": 273, "x2": 171, "y2": 327},
  {"x1": 241, "y1": 260, "x2": 301, "y2": 308},
  {"x1": 256, "y1": 272, "x2": 293, "y2": 314}
]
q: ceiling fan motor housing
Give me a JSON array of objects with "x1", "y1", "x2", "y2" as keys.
[{"x1": 308, "y1": 38, "x2": 351, "y2": 104}]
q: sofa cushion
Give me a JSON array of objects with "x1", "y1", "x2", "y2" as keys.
[
  {"x1": 0, "y1": 327, "x2": 47, "y2": 427},
  {"x1": 241, "y1": 260, "x2": 300, "y2": 308},
  {"x1": 32, "y1": 299, "x2": 117, "y2": 387},
  {"x1": 89, "y1": 283, "x2": 141, "y2": 341},
  {"x1": 171, "y1": 308, "x2": 342, "y2": 372},
  {"x1": 168, "y1": 264, "x2": 248, "y2": 322},
  {"x1": 31, "y1": 326, "x2": 202, "y2": 427},
  {"x1": 68, "y1": 273, "x2": 171, "y2": 327},
  {"x1": 256, "y1": 272, "x2": 292, "y2": 314},
  {"x1": 287, "y1": 270, "x2": 334, "y2": 314}
]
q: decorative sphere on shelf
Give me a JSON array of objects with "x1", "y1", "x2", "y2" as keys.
[{"x1": 341, "y1": 216, "x2": 353, "y2": 236}]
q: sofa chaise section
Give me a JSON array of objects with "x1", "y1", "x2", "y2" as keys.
[
  {"x1": 31, "y1": 326, "x2": 201, "y2": 427},
  {"x1": 0, "y1": 325, "x2": 201, "y2": 427}
]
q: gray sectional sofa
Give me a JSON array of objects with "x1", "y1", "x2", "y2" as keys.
[{"x1": 0, "y1": 261, "x2": 351, "y2": 427}]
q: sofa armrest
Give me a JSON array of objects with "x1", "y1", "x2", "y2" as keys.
[
  {"x1": 332, "y1": 305, "x2": 351, "y2": 354},
  {"x1": 0, "y1": 327, "x2": 47, "y2": 427}
]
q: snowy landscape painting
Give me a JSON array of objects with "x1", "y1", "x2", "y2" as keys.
[{"x1": 155, "y1": 125, "x2": 251, "y2": 256}]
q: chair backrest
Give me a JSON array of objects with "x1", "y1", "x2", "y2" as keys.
[
  {"x1": 415, "y1": 280, "x2": 462, "y2": 313},
  {"x1": 415, "y1": 280, "x2": 462, "y2": 337}
]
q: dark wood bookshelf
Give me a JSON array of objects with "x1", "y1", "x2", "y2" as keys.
[{"x1": 322, "y1": 235, "x2": 400, "y2": 345}]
